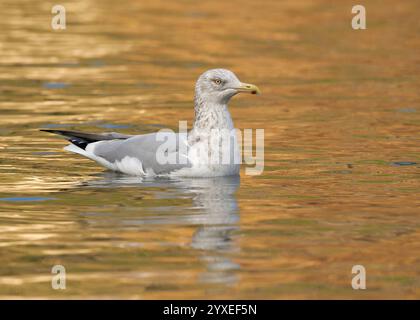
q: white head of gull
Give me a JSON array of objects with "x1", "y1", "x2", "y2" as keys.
[{"x1": 193, "y1": 69, "x2": 260, "y2": 130}]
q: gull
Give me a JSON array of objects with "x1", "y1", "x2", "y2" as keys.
[{"x1": 41, "y1": 69, "x2": 260, "y2": 177}]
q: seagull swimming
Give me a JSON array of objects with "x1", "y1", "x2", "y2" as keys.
[{"x1": 41, "y1": 69, "x2": 260, "y2": 177}]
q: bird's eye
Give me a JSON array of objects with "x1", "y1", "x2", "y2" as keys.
[{"x1": 213, "y1": 79, "x2": 223, "y2": 85}]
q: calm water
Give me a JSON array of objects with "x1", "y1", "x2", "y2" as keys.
[{"x1": 0, "y1": 0, "x2": 419, "y2": 299}]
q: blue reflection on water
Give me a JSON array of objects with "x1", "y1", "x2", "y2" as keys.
[{"x1": 0, "y1": 196, "x2": 56, "y2": 202}]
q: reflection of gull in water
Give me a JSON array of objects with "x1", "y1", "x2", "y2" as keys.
[
  {"x1": 80, "y1": 173, "x2": 240, "y2": 285},
  {"x1": 188, "y1": 177, "x2": 239, "y2": 251},
  {"x1": 184, "y1": 176, "x2": 240, "y2": 285}
]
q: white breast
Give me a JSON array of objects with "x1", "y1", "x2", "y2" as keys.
[{"x1": 171, "y1": 129, "x2": 240, "y2": 177}]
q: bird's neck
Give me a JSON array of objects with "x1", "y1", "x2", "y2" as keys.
[{"x1": 193, "y1": 96, "x2": 234, "y2": 131}]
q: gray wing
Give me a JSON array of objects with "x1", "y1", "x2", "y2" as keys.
[{"x1": 92, "y1": 132, "x2": 190, "y2": 174}]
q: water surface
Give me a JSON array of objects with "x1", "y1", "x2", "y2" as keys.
[{"x1": 0, "y1": 0, "x2": 419, "y2": 298}]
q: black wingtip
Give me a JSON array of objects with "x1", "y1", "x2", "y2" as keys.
[
  {"x1": 40, "y1": 129, "x2": 94, "y2": 150},
  {"x1": 40, "y1": 129, "x2": 54, "y2": 133},
  {"x1": 40, "y1": 129, "x2": 69, "y2": 136},
  {"x1": 69, "y1": 138, "x2": 89, "y2": 150}
]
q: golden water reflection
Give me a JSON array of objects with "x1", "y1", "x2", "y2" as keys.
[{"x1": 0, "y1": 0, "x2": 419, "y2": 298}]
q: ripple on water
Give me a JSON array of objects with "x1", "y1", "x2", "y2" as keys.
[
  {"x1": 391, "y1": 161, "x2": 417, "y2": 166},
  {"x1": 97, "y1": 123, "x2": 132, "y2": 129},
  {"x1": 0, "y1": 197, "x2": 56, "y2": 202},
  {"x1": 42, "y1": 82, "x2": 69, "y2": 89},
  {"x1": 396, "y1": 108, "x2": 417, "y2": 113}
]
